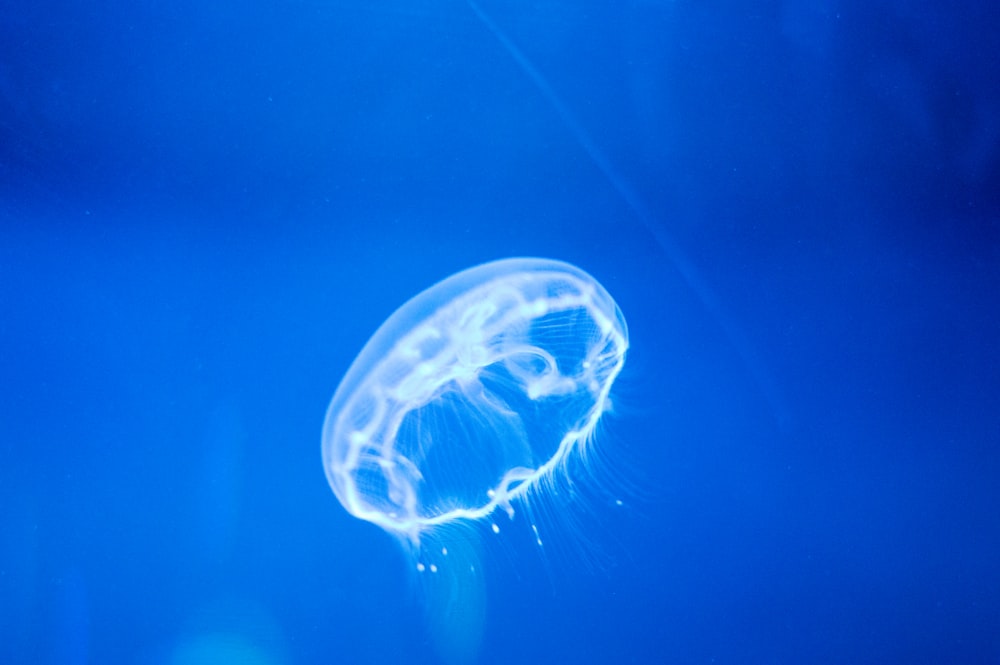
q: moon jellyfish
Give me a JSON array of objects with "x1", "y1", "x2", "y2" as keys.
[
  {"x1": 322, "y1": 257, "x2": 627, "y2": 663},
  {"x1": 323, "y1": 257, "x2": 627, "y2": 544}
]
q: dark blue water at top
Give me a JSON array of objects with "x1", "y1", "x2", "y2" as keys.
[{"x1": 1, "y1": 1, "x2": 998, "y2": 664}]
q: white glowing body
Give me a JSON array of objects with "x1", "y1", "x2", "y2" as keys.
[{"x1": 322, "y1": 258, "x2": 628, "y2": 544}]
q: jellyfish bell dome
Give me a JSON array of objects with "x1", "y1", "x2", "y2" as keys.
[{"x1": 322, "y1": 257, "x2": 628, "y2": 545}]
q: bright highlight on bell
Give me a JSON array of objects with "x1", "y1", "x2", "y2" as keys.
[{"x1": 322, "y1": 257, "x2": 628, "y2": 549}]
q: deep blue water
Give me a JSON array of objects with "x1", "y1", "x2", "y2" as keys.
[{"x1": 2, "y1": 1, "x2": 998, "y2": 663}]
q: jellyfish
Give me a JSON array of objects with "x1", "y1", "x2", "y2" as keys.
[
  {"x1": 322, "y1": 257, "x2": 627, "y2": 661},
  {"x1": 323, "y1": 257, "x2": 627, "y2": 546}
]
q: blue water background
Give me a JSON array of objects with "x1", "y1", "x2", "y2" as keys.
[{"x1": 2, "y1": 1, "x2": 998, "y2": 663}]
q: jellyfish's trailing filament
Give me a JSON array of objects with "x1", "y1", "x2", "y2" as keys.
[{"x1": 322, "y1": 258, "x2": 628, "y2": 549}]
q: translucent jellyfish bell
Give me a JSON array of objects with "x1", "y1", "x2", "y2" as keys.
[{"x1": 322, "y1": 257, "x2": 628, "y2": 547}]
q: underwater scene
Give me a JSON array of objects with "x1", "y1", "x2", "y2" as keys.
[{"x1": 2, "y1": 0, "x2": 998, "y2": 663}]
